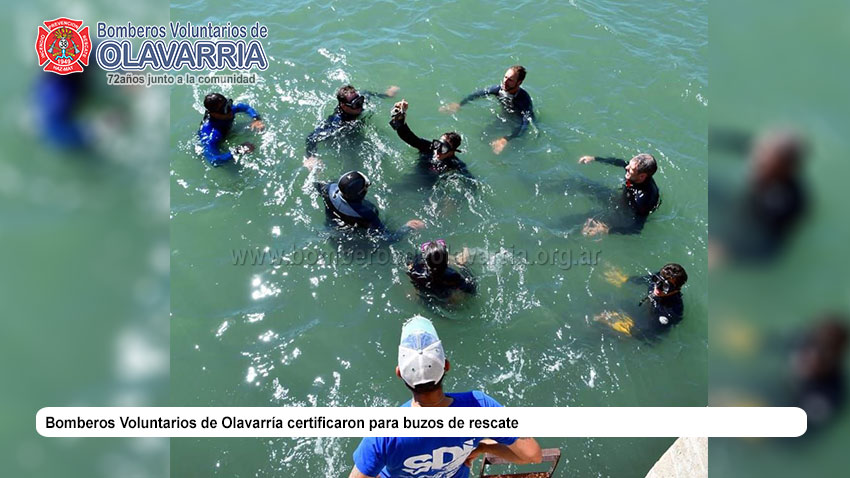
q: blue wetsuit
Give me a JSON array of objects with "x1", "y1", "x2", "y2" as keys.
[
  {"x1": 305, "y1": 91, "x2": 388, "y2": 157},
  {"x1": 198, "y1": 103, "x2": 260, "y2": 166},
  {"x1": 35, "y1": 72, "x2": 87, "y2": 148},
  {"x1": 460, "y1": 85, "x2": 534, "y2": 139}
]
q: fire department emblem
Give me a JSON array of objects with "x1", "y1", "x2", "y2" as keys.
[{"x1": 35, "y1": 18, "x2": 92, "y2": 75}]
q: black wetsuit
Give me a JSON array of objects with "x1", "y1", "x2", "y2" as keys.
[
  {"x1": 407, "y1": 254, "x2": 476, "y2": 298},
  {"x1": 314, "y1": 181, "x2": 411, "y2": 242},
  {"x1": 460, "y1": 85, "x2": 534, "y2": 139},
  {"x1": 594, "y1": 157, "x2": 660, "y2": 234},
  {"x1": 707, "y1": 127, "x2": 808, "y2": 261},
  {"x1": 794, "y1": 373, "x2": 845, "y2": 428},
  {"x1": 720, "y1": 179, "x2": 807, "y2": 262},
  {"x1": 626, "y1": 275, "x2": 684, "y2": 340},
  {"x1": 315, "y1": 181, "x2": 383, "y2": 229},
  {"x1": 305, "y1": 91, "x2": 388, "y2": 157},
  {"x1": 390, "y1": 118, "x2": 473, "y2": 182}
]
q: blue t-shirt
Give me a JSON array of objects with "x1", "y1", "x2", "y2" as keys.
[{"x1": 353, "y1": 391, "x2": 517, "y2": 478}]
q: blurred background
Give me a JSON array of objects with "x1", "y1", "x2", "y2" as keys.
[
  {"x1": 708, "y1": 0, "x2": 850, "y2": 476},
  {"x1": 1, "y1": 2, "x2": 169, "y2": 477}
]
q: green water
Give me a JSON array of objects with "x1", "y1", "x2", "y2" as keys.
[{"x1": 170, "y1": 0, "x2": 707, "y2": 476}]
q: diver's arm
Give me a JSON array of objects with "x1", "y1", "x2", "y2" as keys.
[
  {"x1": 232, "y1": 103, "x2": 260, "y2": 120},
  {"x1": 459, "y1": 85, "x2": 500, "y2": 106},
  {"x1": 382, "y1": 225, "x2": 417, "y2": 244},
  {"x1": 392, "y1": 119, "x2": 432, "y2": 154},
  {"x1": 594, "y1": 157, "x2": 629, "y2": 167},
  {"x1": 200, "y1": 129, "x2": 233, "y2": 166},
  {"x1": 203, "y1": 145, "x2": 234, "y2": 166},
  {"x1": 361, "y1": 90, "x2": 388, "y2": 99},
  {"x1": 364, "y1": 85, "x2": 400, "y2": 99},
  {"x1": 313, "y1": 181, "x2": 329, "y2": 196},
  {"x1": 305, "y1": 117, "x2": 338, "y2": 157}
]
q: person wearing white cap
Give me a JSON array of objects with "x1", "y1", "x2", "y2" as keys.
[{"x1": 349, "y1": 316, "x2": 541, "y2": 478}]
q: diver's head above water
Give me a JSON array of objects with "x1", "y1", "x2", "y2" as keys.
[
  {"x1": 501, "y1": 65, "x2": 527, "y2": 95},
  {"x1": 203, "y1": 92, "x2": 233, "y2": 120},
  {"x1": 652, "y1": 263, "x2": 688, "y2": 297},
  {"x1": 337, "y1": 170, "x2": 371, "y2": 203},
  {"x1": 432, "y1": 132, "x2": 462, "y2": 161},
  {"x1": 626, "y1": 153, "x2": 657, "y2": 184},
  {"x1": 422, "y1": 239, "x2": 449, "y2": 274},
  {"x1": 793, "y1": 316, "x2": 848, "y2": 381},
  {"x1": 336, "y1": 84, "x2": 365, "y2": 117},
  {"x1": 751, "y1": 130, "x2": 805, "y2": 185}
]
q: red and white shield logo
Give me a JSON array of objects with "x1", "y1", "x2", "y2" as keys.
[{"x1": 35, "y1": 18, "x2": 92, "y2": 75}]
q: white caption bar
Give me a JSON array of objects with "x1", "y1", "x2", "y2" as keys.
[{"x1": 36, "y1": 407, "x2": 806, "y2": 438}]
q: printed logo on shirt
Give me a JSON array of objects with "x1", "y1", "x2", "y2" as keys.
[
  {"x1": 401, "y1": 439, "x2": 475, "y2": 477},
  {"x1": 35, "y1": 18, "x2": 92, "y2": 75}
]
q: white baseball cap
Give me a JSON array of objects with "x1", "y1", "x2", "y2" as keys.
[{"x1": 398, "y1": 315, "x2": 446, "y2": 387}]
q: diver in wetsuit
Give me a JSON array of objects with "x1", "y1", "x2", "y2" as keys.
[
  {"x1": 594, "y1": 263, "x2": 688, "y2": 341},
  {"x1": 303, "y1": 84, "x2": 399, "y2": 169},
  {"x1": 576, "y1": 153, "x2": 660, "y2": 235},
  {"x1": 634, "y1": 263, "x2": 688, "y2": 333},
  {"x1": 708, "y1": 129, "x2": 808, "y2": 266},
  {"x1": 198, "y1": 92, "x2": 264, "y2": 166},
  {"x1": 406, "y1": 239, "x2": 476, "y2": 300},
  {"x1": 389, "y1": 100, "x2": 473, "y2": 184},
  {"x1": 441, "y1": 65, "x2": 534, "y2": 155},
  {"x1": 34, "y1": 70, "x2": 88, "y2": 149},
  {"x1": 790, "y1": 317, "x2": 848, "y2": 429},
  {"x1": 314, "y1": 170, "x2": 424, "y2": 240}
]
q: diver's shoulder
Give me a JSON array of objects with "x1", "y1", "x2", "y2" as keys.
[{"x1": 448, "y1": 390, "x2": 504, "y2": 407}]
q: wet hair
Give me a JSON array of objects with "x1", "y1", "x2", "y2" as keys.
[
  {"x1": 423, "y1": 241, "x2": 449, "y2": 273},
  {"x1": 336, "y1": 85, "x2": 358, "y2": 103},
  {"x1": 659, "y1": 263, "x2": 688, "y2": 289},
  {"x1": 632, "y1": 153, "x2": 658, "y2": 177},
  {"x1": 509, "y1": 65, "x2": 527, "y2": 82},
  {"x1": 442, "y1": 132, "x2": 462, "y2": 151},
  {"x1": 203, "y1": 92, "x2": 228, "y2": 113}
]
